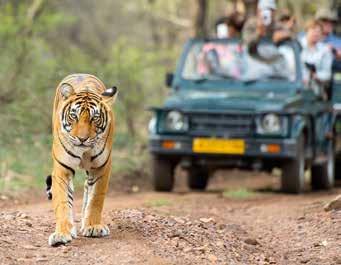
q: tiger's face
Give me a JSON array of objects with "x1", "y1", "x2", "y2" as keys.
[{"x1": 59, "y1": 85, "x2": 117, "y2": 148}]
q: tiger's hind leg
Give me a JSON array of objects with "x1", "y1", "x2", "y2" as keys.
[
  {"x1": 48, "y1": 160, "x2": 77, "y2": 246},
  {"x1": 81, "y1": 157, "x2": 111, "y2": 237}
]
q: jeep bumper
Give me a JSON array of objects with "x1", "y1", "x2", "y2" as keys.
[{"x1": 149, "y1": 135, "x2": 298, "y2": 159}]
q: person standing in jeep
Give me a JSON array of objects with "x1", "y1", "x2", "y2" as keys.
[
  {"x1": 315, "y1": 8, "x2": 341, "y2": 60},
  {"x1": 300, "y1": 20, "x2": 333, "y2": 99}
]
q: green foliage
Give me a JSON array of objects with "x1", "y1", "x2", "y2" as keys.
[
  {"x1": 144, "y1": 198, "x2": 172, "y2": 207},
  {"x1": 0, "y1": 134, "x2": 52, "y2": 192},
  {"x1": 222, "y1": 188, "x2": 258, "y2": 199},
  {"x1": 0, "y1": 1, "x2": 171, "y2": 191}
]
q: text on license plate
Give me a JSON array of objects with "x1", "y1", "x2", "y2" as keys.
[{"x1": 192, "y1": 138, "x2": 245, "y2": 154}]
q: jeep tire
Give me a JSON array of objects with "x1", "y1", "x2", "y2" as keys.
[
  {"x1": 152, "y1": 155, "x2": 176, "y2": 192},
  {"x1": 187, "y1": 167, "x2": 209, "y2": 190},
  {"x1": 281, "y1": 134, "x2": 305, "y2": 193},
  {"x1": 311, "y1": 140, "x2": 335, "y2": 190},
  {"x1": 335, "y1": 160, "x2": 341, "y2": 180}
]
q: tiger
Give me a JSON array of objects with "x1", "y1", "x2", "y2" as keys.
[{"x1": 47, "y1": 73, "x2": 117, "y2": 246}]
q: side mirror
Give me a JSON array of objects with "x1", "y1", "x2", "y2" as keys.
[{"x1": 165, "y1": 72, "x2": 174, "y2": 87}]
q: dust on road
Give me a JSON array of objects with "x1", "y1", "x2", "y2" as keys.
[{"x1": 0, "y1": 171, "x2": 340, "y2": 265}]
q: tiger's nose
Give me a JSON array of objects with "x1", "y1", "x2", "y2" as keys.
[{"x1": 78, "y1": 136, "x2": 88, "y2": 143}]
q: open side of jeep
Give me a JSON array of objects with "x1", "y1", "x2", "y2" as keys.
[{"x1": 148, "y1": 38, "x2": 340, "y2": 194}]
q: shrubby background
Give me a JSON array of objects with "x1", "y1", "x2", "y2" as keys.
[{"x1": 0, "y1": 0, "x2": 330, "y2": 192}]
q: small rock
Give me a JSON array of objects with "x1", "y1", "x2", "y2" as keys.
[
  {"x1": 207, "y1": 254, "x2": 218, "y2": 262},
  {"x1": 17, "y1": 212, "x2": 29, "y2": 219},
  {"x1": 3, "y1": 214, "x2": 14, "y2": 221},
  {"x1": 199, "y1": 217, "x2": 215, "y2": 223},
  {"x1": 0, "y1": 195, "x2": 9, "y2": 200},
  {"x1": 321, "y1": 240, "x2": 328, "y2": 247},
  {"x1": 184, "y1": 247, "x2": 192, "y2": 253},
  {"x1": 36, "y1": 258, "x2": 49, "y2": 262},
  {"x1": 244, "y1": 238, "x2": 259, "y2": 246},
  {"x1": 174, "y1": 217, "x2": 185, "y2": 224},
  {"x1": 324, "y1": 195, "x2": 341, "y2": 211},
  {"x1": 300, "y1": 258, "x2": 310, "y2": 264},
  {"x1": 23, "y1": 245, "x2": 37, "y2": 250},
  {"x1": 131, "y1": 185, "x2": 139, "y2": 193},
  {"x1": 195, "y1": 245, "x2": 208, "y2": 253},
  {"x1": 170, "y1": 238, "x2": 179, "y2": 247},
  {"x1": 334, "y1": 256, "x2": 341, "y2": 264},
  {"x1": 216, "y1": 241, "x2": 224, "y2": 247},
  {"x1": 144, "y1": 215, "x2": 155, "y2": 222},
  {"x1": 218, "y1": 224, "x2": 226, "y2": 230}
]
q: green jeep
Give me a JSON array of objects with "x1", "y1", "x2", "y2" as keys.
[{"x1": 149, "y1": 38, "x2": 338, "y2": 194}]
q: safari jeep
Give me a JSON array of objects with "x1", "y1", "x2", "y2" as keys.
[{"x1": 148, "y1": 38, "x2": 339, "y2": 194}]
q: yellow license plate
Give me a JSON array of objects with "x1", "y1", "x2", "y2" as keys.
[{"x1": 193, "y1": 138, "x2": 245, "y2": 154}]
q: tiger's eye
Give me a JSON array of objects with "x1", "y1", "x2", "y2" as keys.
[
  {"x1": 70, "y1": 113, "x2": 77, "y2": 119},
  {"x1": 93, "y1": 113, "x2": 100, "y2": 121}
]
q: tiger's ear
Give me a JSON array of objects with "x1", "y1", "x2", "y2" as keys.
[
  {"x1": 60, "y1": 84, "x2": 74, "y2": 100},
  {"x1": 102, "y1": 86, "x2": 118, "y2": 105}
]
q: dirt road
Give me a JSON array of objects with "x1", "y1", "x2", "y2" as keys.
[{"x1": 0, "y1": 171, "x2": 340, "y2": 265}]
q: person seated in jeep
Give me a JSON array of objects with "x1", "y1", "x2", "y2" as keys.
[
  {"x1": 183, "y1": 40, "x2": 294, "y2": 83},
  {"x1": 215, "y1": 12, "x2": 246, "y2": 40},
  {"x1": 197, "y1": 13, "x2": 246, "y2": 78},
  {"x1": 197, "y1": 42, "x2": 244, "y2": 79}
]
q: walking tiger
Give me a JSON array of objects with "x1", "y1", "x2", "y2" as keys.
[{"x1": 47, "y1": 73, "x2": 117, "y2": 246}]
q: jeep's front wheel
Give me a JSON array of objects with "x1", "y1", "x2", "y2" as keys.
[
  {"x1": 311, "y1": 140, "x2": 335, "y2": 190},
  {"x1": 152, "y1": 155, "x2": 176, "y2": 192},
  {"x1": 281, "y1": 134, "x2": 306, "y2": 194},
  {"x1": 187, "y1": 167, "x2": 209, "y2": 190}
]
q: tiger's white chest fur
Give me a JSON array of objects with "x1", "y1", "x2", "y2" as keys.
[{"x1": 58, "y1": 131, "x2": 111, "y2": 171}]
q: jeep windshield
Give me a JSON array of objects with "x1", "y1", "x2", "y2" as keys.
[{"x1": 181, "y1": 40, "x2": 297, "y2": 83}]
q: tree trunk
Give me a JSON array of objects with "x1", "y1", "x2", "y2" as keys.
[
  {"x1": 147, "y1": 0, "x2": 162, "y2": 48},
  {"x1": 193, "y1": 0, "x2": 208, "y2": 37},
  {"x1": 243, "y1": 0, "x2": 257, "y2": 17}
]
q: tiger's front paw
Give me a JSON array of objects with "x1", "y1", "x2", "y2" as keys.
[
  {"x1": 81, "y1": 224, "x2": 110, "y2": 237},
  {"x1": 48, "y1": 232, "x2": 72, "y2": 247}
]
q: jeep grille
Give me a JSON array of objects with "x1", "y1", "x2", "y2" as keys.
[{"x1": 189, "y1": 113, "x2": 254, "y2": 137}]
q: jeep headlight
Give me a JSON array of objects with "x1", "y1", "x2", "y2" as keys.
[
  {"x1": 256, "y1": 114, "x2": 288, "y2": 135},
  {"x1": 164, "y1": 110, "x2": 188, "y2": 132}
]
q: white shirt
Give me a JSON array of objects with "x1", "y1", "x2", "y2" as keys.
[{"x1": 300, "y1": 37, "x2": 333, "y2": 82}]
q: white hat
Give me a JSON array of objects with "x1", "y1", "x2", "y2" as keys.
[
  {"x1": 315, "y1": 8, "x2": 338, "y2": 22},
  {"x1": 258, "y1": 0, "x2": 277, "y2": 10}
]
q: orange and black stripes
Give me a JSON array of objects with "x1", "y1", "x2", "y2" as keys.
[
  {"x1": 53, "y1": 152, "x2": 75, "y2": 176},
  {"x1": 48, "y1": 73, "x2": 116, "y2": 246}
]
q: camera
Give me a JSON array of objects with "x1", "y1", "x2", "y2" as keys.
[{"x1": 261, "y1": 9, "x2": 272, "y2": 26}]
